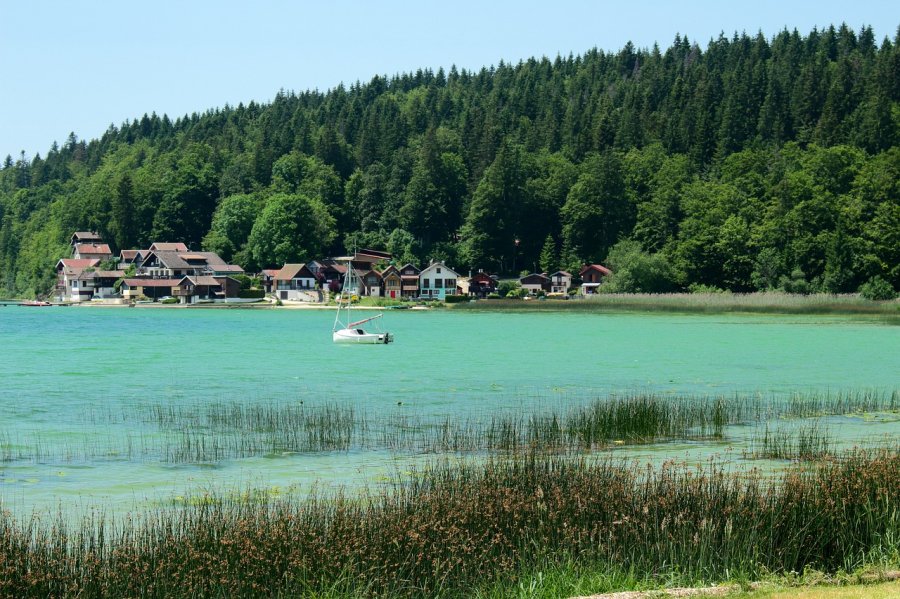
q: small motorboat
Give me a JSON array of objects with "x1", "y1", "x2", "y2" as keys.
[{"x1": 18, "y1": 300, "x2": 52, "y2": 306}]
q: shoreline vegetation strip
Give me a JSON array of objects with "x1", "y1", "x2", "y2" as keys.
[
  {"x1": 2, "y1": 390, "x2": 897, "y2": 463},
  {"x1": 1, "y1": 449, "x2": 898, "y2": 598}
]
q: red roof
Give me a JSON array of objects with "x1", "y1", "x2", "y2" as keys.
[
  {"x1": 75, "y1": 243, "x2": 112, "y2": 254},
  {"x1": 57, "y1": 258, "x2": 100, "y2": 270}
]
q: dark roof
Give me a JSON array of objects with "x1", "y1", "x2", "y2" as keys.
[
  {"x1": 579, "y1": 264, "x2": 612, "y2": 277},
  {"x1": 274, "y1": 264, "x2": 316, "y2": 281},
  {"x1": 143, "y1": 250, "x2": 227, "y2": 270},
  {"x1": 119, "y1": 249, "x2": 142, "y2": 260},
  {"x1": 353, "y1": 249, "x2": 392, "y2": 263},
  {"x1": 550, "y1": 270, "x2": 572, "y2": 278},
  {"x1": 72, "y1": 231, "x2": 102, "y2": 242},
  {"x1": 520, "y1": 273, "x2": 550, "y2": 284}
]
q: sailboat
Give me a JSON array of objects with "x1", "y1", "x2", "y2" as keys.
[{"x1": 332, "y1": 257, "x2": 393, "y2": 344}]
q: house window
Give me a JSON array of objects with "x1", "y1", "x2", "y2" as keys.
[
  {"x1": 421, "y1": 279, "x2": 429, "y2": 288},
  {"x1": 446, "y1": 279, "x2": 456, "y2": 289},
  {"x1": 436, "y1": 267, "x2": 441, "y2": 273}
]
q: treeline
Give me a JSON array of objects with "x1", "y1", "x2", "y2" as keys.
[{"x1": 0, "y1": 23, "x2": 897, "y2": 297}]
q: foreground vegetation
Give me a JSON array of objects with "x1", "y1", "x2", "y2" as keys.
[
  {"x1": 1, "y1": 449, "x2": 898, "y2": 597},
  {"x1": 2, "y1": 24, "x2": 898, "y2": 299}
]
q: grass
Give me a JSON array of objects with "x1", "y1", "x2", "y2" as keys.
[
  {"x1": 453, "y1": 292, "x2": 900, "y2": 316},
  {"x1": 1, "y1": 449, "x2": 897, "y2": 597}
]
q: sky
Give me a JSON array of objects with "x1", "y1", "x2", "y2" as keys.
[{"x1": 1, "y1": 0, "x2": 897, "y2": 160}]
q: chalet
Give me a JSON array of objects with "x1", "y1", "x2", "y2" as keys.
[
  {"x1": 399, "y1": 264, "x2": 421, "y2": 298},
  {"x1": 381, "y1": 265, "x2": 402, "y2": 299},
  {"x1": 467, "y1": 271, "x2": 498, "y2": 298},
  {"x1": 138, "y1": 250, "x2": 228, "y2": 279},
  {"x1": 548, "y1": 271, "x2": 572, "y2": 294},
  {"x1": 73, "y1": 243, "x2": 113, "y2": 261},
  {"x1": 120, "y1": 278, "x2": 181, "y2": 301},
  {"x1": 273, "y1": 264, "x2": 318, "y2": 301},
  {"x1": 172, "y1": 276, "x2": 241, "y2": 304},
  {"x1": 419, "y1": 262, "x2": 459, "y2": 300},
  {"x1": 260, "y1": 269, "x2": 280, "y2": 294},
  {"x1": 55, "y1": 258, "x2": 100, "y2": 302},
  {"x1": 118, "y1": 249, "x2": 143, "y2": 269},
  {"x1": 360, "y1": 269, "x2": 383, "y2": 297},
  {"x1": 91, "y1": 270, "x2": 127, "y2": 299},
  {"x1": 311, "y1": 260, "x2": 347, "y2": 293},
  {"x1": 70, "y1": 231, "x2": 103, "y2": 252},
  {"x1": 519, "y1": 273, "x2": 550, "y2": 294},
  {"x1": 580, "y1": 264, "x2": 612, "y2": 294}
]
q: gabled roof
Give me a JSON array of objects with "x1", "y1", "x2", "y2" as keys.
[
  {"x1": 57, "y1": 258, "x2": 100, "y2": 271},
  {"x1": 177, "y1": 275, "x2": 222, "y2": 287},
  {"x1": 471, "y1": 271, "x2": 496, "y2": 283},
  {"x1": 142, "y1": 250, "x2": 227, "y2": 270},
  {"x1": 261, "y1": 269, "x2": 280, "y2": 277},
  {"x1": 75, "y1": 243, "x2": 112, "y2": 255},
  {"x1": 380, "y1": 265, "x2": 400, "y2": 278},
  {"x1": 399, "y1": 263, "x2": 420, "y2": 277},
  {"x1": 550, "y1": 270, "x2": 572, "y2": 278},
  {"x1": 211, "y1": 264, "x2": 245, "y2": 273},
  {"x1": 420, "y1": 261, "x2": 459, "y2": 278},
  {"x1": 520, "y1": 273, "x2": 550, "y2": 284},
  {"x1": 579, "y1": 264, "x2": 612, "y2": 277},
  {"x1": 119, "y1": 249, "x2": 142, "y2": 261},
  {"x1": 149, "y1": 242, "x2": 189, "y2": 252},
  {"x1": 274, "y1": 264, "x2": 316, "y2": 281},
  {"x1": 71, "y1": 231, "x2": 102, "y2": 242}
]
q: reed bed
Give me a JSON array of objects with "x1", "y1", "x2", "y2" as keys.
[
  {"x1": 454, "y1": 292, "x2": 900, "y2": 315},
  {"x1": 745, "y1": 423, "x2": 833, "y2": 461},
  {"x1": 1, "y1": 449, "x2": 898, "y2": 598},
  {"x1": 2, "y1": 390, "x2": 897, "y2": 464}
]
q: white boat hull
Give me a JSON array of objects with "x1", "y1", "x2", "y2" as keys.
[{"x1": 333, "y1": 328, "x2": 393, "y2": 344}]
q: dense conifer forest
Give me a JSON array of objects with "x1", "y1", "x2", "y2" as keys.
[{"x1": 0, "y1": 24, "x2": 897, "y2": 298}]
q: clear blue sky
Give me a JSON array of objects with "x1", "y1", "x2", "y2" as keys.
[{"x1": 1, "y1": 0, "x2": 897, "y2": 159}]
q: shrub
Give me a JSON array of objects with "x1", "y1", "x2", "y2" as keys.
[
  {"x1": 161, "y1": 297, "x2": 178, "y2": 304},
  {"x1": 859, "y1": 276, "x2": 897, "y2": 301},
  {"x1": 444, "y1": 294, "x2": 469, "y2": 304},
  {"x1": 497, "y1": 281, "x2": 519, "y2": 297},
  {"x1": 486, "y1": 293, "x2": 501, "y2": 299},
  {"x1": 232, "y1": 274, "x2": 253, "y2": 290},
  {"x1": 237, "y1": 289, "x2": 265, "y2": 299}
]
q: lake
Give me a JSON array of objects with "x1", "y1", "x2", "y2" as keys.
[{"x1": 1, "y1": 305, "x2": 897, "y2": 516}]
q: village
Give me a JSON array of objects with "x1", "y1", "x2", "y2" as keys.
[{"x1": 55, "y1": 231, "x2": 613, "y2": 305}]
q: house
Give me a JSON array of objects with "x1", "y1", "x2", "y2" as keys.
[
  {"x1": 138, "y1": 250, "x2": 228, "y2": 279},
  {"x1": 381, "y1": 265, "x2": 402, "y2": 299},
  {"x1": 418, "y1": 261, "x2": 459, "y2": 300},
  {"x1": 91, "y1": 270, "x2": 127, "y2": 299},
  {"x1": 120, "y1": 278, "x2": 182, "y2": 301},
  {"x1": 467, "y1": 271, "x2": 498, "y2": 298},
  {"x1": 118, "y1": 249, "x2": 144, "y2": 270},
  {"x1": 399, "y1": 264, "x2": 421, "y2": 298},
  {"x1": 580, "y1": 264, "x2": 612, "y2": 294},
  {"x1": 310, "y1": 260, "x2": 347, "y2": 293},
  {"x1": 260, "y1": 269, "x2": 280, "y2": 294},
  {"x1": 359, "y1": 269, "x2": 383, "y2": 297},
  {"x1": 273, "y1": 264, "x2": 318, "y2": 301},
  {"x1": 548, "y1": 271, "x2": 572, "y2": 294},
  {"x1": 70, "y1": 231, "x2": 103, "y2": 252},
  {"x1": 172, "y1": 276, "x2": 241, "y2": 304},
  {"x1": 55, "y1": 258, "x2": 100, "y2": 302},
  {"x1": 519, "y1": 273, "x2": 550, "y2": 295},
  {"x1": 73, "y1": 243, "x2": 113, "y2": 261}
]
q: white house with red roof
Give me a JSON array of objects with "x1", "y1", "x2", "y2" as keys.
[{"x1": 273, "y1": 264, "x2": 318, "y2": 301}]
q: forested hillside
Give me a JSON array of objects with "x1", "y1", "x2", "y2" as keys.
[{"x1": 1, "y1": 24, "x2": 897, "y2": 298}]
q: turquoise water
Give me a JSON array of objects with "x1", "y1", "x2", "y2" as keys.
[{"x1": 1, "y1": 306, "x2": 898, "y2": 516}]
